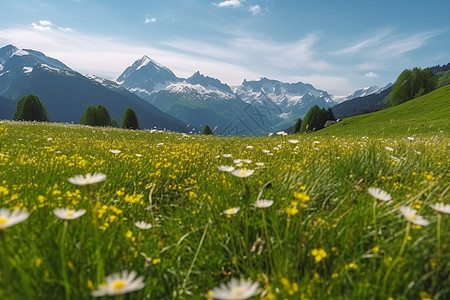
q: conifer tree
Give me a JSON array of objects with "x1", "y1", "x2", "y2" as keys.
[
  {"x1": 293, "y1": 118, "x2": 302, "y2": 134},
  {"x1": 202, "y1": 125, "x2": 213, "y2": 135},
  {"x1": 80, "y1": 105, "x2": 111, "y2": 126},
  {"x1": 13, "y1": 94, "x2": 50, "y2": 122},
  {"x1": 121, "y1": 108, "x2": 140, "y2": 130}
]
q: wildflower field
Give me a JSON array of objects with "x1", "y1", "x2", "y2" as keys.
[{"x1": 0, "y1": 120, "x2": 449, "y2": 299}]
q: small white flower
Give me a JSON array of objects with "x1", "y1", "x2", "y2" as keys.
[
  {"x1": 235, "y1": 163, "x2": 243, "y2": 167},
  {"x1": 276, "y1": 131, "x2": 285, "y2": 135},
  {"x1": 91, "y1": 270, "x2": 145, "y2": 297},
  {"x1": 255, "y1": 162, "x2": 264, "y2": 166},
  {"x1": 223, "y1": 207, "x2": 240, "y2": 215},
  {"x1": 253, "y1": 199, "x2": 273, "y2": 208},
  {"x1": 211, "y1": 278, "x2": 260, "y2": 300},
  {"x1": 385, "y1": 146, "x2": 394, "y2": 152},
  {"x1": 288, "y1": 139, "x2": 299, "y2": 144},
  {"x1": 231, "y1": 169, "x2": 254, "y2": 178},
  {"x1": 368, "y1": 187, "x2": 391, "y2": 201},
  {"x1": 218, "y1": 165, "x2": 235, "y2": 172},
  {"x1": 246, "y1": 145, "x2": 253, "y2": 149},
  {"x1": 53, "y1": 208, "x2": 86, "y2": 220},
  {"x1": 0, "y1": 208, "x2": 30, "y2": 230},
  {"x1": 399, "y1": 206, "x2": 429, "y2": 226},
  {"x1": 407, "y1": 136, "x2": 414, "y2": 141},
  {"x1": 222, "y1": 154, "x2": 232, "y2": 158},
  {"x1": 157, "y1": 143, "x2": 164, "y2": 146},
  {"x1": 262, "y1": 150, "x2": 270, "y2": 153},
  {"x1": 135, "y1": 154, "x2": 142, "y2": 157},
  {"x1": 109, "y1": 149, "x2": 121, "y2": 154},
  {"x1": 430, "y1": 203, "x2": 450, "y2": 214},
  {"x1": 68, "y1": 173, "x2": 106, "y2": 186},
  {"x1": 135, "y1": 221, "x2": 152, "y2": 229},
  {"x1": 234, "y1": 159, "x2": 251, "y2": 164}
]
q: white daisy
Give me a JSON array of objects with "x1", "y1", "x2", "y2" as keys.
[
  {"x1": 0, "y1": 208, "x2": 30, "y2": 230},
  {"x1": 399, "y1": 206, "x2": 429, "y2": 226},
  {"x1": 385, "y1": 146, "x2": 394, "y2": 152},
  {"x1": 231, "y1": 169, "x2": 254, "y2": 178},
  {"x1": 211, "y1": 278, "x2": 260, "y2": 300},
  {"x1": 430, "y1": 203, "x2": 450, "y2": 214},
  {"x1": 68, "y1": 173, "x2": 106, "y2": 186},
  {"x1": 255, "y1": 162, "x2": 264, "y2": 166},
  {"x1": 218, "y1": 166, "x2": 235, "y2": 172},
  {"x1": 222, "y1": 154, "x2": 232, "y2": 158},
  {"x1": 135, "y1": 221, "x2": 152, "y2": 229},
  {"x1": 253, "y1": 199, "x2": 273, "y2": 208},
  {"x1": 223, "y1": 207, "x2": 240, "y2": 215},
  {"x1": 91, "y1": 270, "x2": 145, "y2": 297},
  {"x1": 109, "y1": 149, "x2": 121, "y2": 154},
  {"x1": 288, "y1": 139, "x2": 299, "y2": 144},
  {"x1": 368, "y1": 187, "x2": 392, "y2": 201},
  {"x1": 53, "y1": 208, "x2": 86, "y2": 220}
]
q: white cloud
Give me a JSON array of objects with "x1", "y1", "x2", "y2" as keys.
[
  {"x1": 31, "y1": 20, "x2": 54, "y2": 32},
  {"x1": 214, "y1": 0, "x2": 244, "y2": 8},
  {"x1": 365, "y1": 72, "x2": 379, "y2": 78},
  {"x1": 39, "y1": 20, "x2": 53, "y2": 27},
  {"x1": 145, "y1": 17, "x2": 157, "y2": 24},
  {"x1": 333, "y1": 30, "x2": 391, "y2": 55},
  {"x1": 333, "y1": 29, "x2": 439, "y2": 61},
  {"x1": 248, "y1": 5, "x2": 261, "y2": 15},
  {"x1": 58, "y1": 27, "x2": 73, "y2": 32}
]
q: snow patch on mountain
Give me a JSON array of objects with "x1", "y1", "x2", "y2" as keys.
[
  {"x1": 23, "y1": 66, "x2": 33, "y2": 74},
  {"x1": 165, "y1": 82, "x2": 235, "y2": 100},
  {"x1": 12, "y1": 49, "x2": 30, "y2": 57}
]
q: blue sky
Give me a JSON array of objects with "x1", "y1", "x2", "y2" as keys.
[{"x1": 0, "y1": 0, "x2": 449, "y2": 95}]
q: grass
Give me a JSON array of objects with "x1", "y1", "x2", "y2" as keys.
[
  {"x1": 321, "y1": 85, "x2": 450, "y2": 137},
  {"x1": 0, "y1": 88, "x2": 449, "y2": 299}
]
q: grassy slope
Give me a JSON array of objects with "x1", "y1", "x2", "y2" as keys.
[{"x1": 320, "y1": 85, "x2": 450, "y2": 137}]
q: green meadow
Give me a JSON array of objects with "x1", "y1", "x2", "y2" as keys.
[{"x1": 0, "y1": 86, "x2": 449, "y2": 299}]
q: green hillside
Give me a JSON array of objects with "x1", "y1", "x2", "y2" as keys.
[{"x1": 321, "y1": 85, "x2": 450, "y2": 137}]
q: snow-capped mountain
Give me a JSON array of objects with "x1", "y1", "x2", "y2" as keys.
[
  {"x1": 337, "y1": 83, "x2": 393, "y2": 102},
  {"x1": 0, "y1": 44, "x2": 71, "y2": 95},
  {"x1": 116, "y1": 55, "x2": 180, "y2": 98},
  {"x1": 234, "y1": 77, "x2": 336, "y2": 124},
  {"x1": 146, "y1": 72, "x2": 268, "y2": 135}
]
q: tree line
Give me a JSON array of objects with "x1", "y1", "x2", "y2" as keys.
[{"x1": 12, "y1": 94, "x2": 140, "y2": 130}]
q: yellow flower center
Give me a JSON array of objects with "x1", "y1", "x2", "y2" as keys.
[
  {"x1": 409, "y1": 214, "x2": 416, "y2": 220},
  {"x1": 240, "y1": 171, "x2": 246, "y2": 175},
  {"x1": 0, "y1": 217, "x2": 8, "y2": 224},
  {"x1": 112, "y1": 279, "x2": 126, "y2": 290},
  {"x1": 231, "y1": 287, "x2": 246, "y2": 297},
  {"x1": 226, "y1": 208, "x2": 234, "y2": 214},
  {"x1": 66, "y1": 211, "x2": 74, "y2": 217}
]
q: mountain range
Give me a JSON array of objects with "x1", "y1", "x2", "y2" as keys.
[
  {"x1": 115, "y1": 56, "x2": 340, "y2": 135},
  {"x1": 0, "y1": 45, "x2": 186, "y2": 131},
  {"x1": 0, "y1": 44, "x2": 394, "y2": 135}
]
